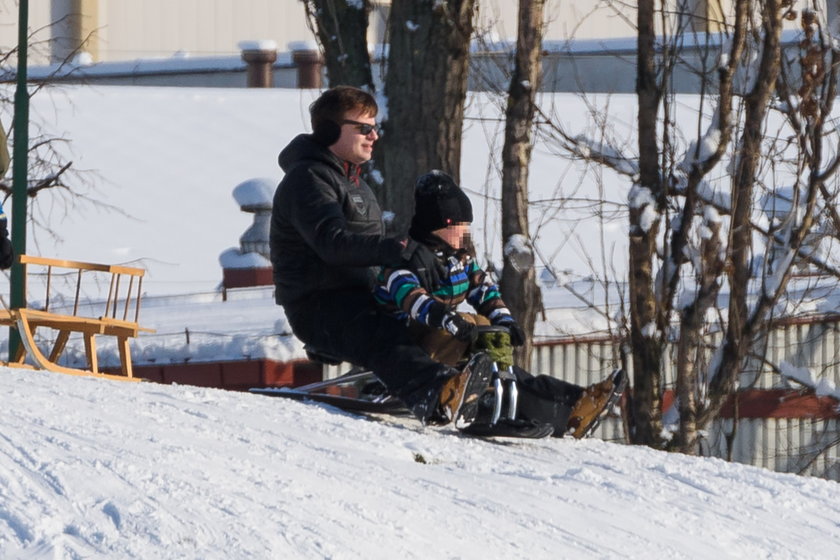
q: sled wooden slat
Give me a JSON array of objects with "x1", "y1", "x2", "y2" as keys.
[{"x1": 0, "y1": 255, "x2": 154, "y2": 381}]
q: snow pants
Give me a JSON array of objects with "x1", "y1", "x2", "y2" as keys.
[{"x1": 282, "y1": 289, "x2": 447, "y2": 403}]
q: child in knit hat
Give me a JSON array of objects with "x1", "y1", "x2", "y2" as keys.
[{"x1": 374, "y1": 170, "x2": 625, "y2": 438}]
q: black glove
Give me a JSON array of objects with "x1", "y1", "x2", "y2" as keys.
[
  {"x1": 494, "y1": 317, "x2": 526, "y2": 346},
  {"x1": 441, "y1": 312, "x2": 478, "y2": 343},
  {"x1": 401, "y1": 240, "x2": 445, "y2": 291}
]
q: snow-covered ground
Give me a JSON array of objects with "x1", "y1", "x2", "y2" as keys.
[{"x1": 1, "y1": 366, "x2": 839, "y2": 559}]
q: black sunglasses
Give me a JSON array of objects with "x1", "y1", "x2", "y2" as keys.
[{"x1": 341, "y1": 119, "x2": 379, "y2": 135}]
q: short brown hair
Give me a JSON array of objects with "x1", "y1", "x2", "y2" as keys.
[{"x1": 309, "y1": 86, "x2": 378, "y2": 132}]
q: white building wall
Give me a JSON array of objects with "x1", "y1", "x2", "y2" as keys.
[
  {"x1": 0, "y1": 0, "x2": 311, "y2": 65},
  {"x1": 0, "y1": 1, "x2": 54, "y2": 64},
  {"x1": 476, "y1": 0, "x2": 632, "y2": 41},
  {"x1": 97, "y1": 0, "x2": 308, "y2": 61},
  {"x1": 1, "y1": 0, "x2": 752, "y2": 66}
]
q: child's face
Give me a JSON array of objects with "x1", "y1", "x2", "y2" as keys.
[{"x1": 432, "y1": 222, "x2": 471, "y2": 249}]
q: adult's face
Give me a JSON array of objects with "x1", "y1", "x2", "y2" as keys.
[{"x1": 328, "y1": 109, "x2": 378, "y2": 165}]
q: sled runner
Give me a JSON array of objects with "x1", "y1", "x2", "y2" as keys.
[
  {"x1": 249, "y1": 370, "x2": 406, "y2": 414},
  {"x1": 249, "y1": 366, "x2": 550, "y2": 438},
  {"x1": 249, "y1": 326, "x2": 594, "y2": 439}
]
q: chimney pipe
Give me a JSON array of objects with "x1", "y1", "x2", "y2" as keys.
[
  {"x1": 238, "y1": 40, "x2": 278, "y2": 88},
  {"x1": 220, "y1": 178, "x2": 275, "y2": 295},
  {"x1": 288, "y1": 41, "x2": 323, "y2": 89}
]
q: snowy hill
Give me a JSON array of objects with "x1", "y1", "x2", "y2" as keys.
[{"x1": 2, "y1": 366, "x2": 839, "y2": 559}]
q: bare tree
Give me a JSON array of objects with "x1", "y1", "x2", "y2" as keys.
[
  {"x1": 376, "y1": 0, "x2": 476, "y2": 230},
  {"x1": 700, "y1": 3, "x2": 840, "y2": 432},
  {"x1": 0, "y1": 26, "x2": 107, "y2": 245},
  {"x1": 627, "y1": 0, "x2": 667, "y2": 447},
  {"x1": 534, "y1": 0, "x2": 840, "y2": 454},
  {"x1": 499, "y1": 0, "x2": 545, "y2": 365},
  {"x1": 302, "y1": 0, "x2": 375, "y2": 91}
]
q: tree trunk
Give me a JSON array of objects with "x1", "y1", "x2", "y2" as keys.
[
  {"x1": 376, "y1": 0, "x2": 475, "y2": 230},
  {"x1": 303, "y1": 0, "x2": 374, "y2": 91},
  {"x1": 671, "y1": 0, "x2": 746, "y2": 453},
  {"x1": 703, "y1": 0, "x2": 784, "y2": 425},
  {"x1": 630, "y1": 0, "x2": 664, "y2": 447},
  {"x1": 674, "y1": 214, "x2": 724, "y2": 453},
  {"x1": 499, "y1": 0, "x2": 545, "y2": 366}
]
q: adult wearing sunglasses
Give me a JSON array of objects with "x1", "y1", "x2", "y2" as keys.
[{"x1": 271, "y1": 86, "x2": 493, "y2": 426}]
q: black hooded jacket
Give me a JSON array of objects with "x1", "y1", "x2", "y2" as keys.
[{"x1": 270, "y1": 134, "x2": 404, "y2": 306}]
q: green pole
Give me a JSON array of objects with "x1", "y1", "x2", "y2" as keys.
[{"x1": 8, "y1": 0, "x2": 28, "y2": 360}]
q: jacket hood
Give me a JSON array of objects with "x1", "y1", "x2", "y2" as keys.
[{"x1": 278, "y1": 134, "x2": 343, "y2": 174}]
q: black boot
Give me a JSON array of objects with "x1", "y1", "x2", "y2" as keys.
[
  {"x1": 436, "y1": 353, "x2": 494, "y2": 428},
  {"x1": 402, "y1": 366, "x2": 457, "y2": 425},
  {"x1": 403, "y1": 353, "x2": 494, "y2": 427}
]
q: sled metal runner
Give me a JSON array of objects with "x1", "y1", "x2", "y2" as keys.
[
  {"x1": 250, "y1": 325, "x2": 551, "y2": 437},
  {"x1": 251, "y1": 361, "x2": 520, "y2": 429},
  {"x1": 490, "y1": 363, "x2": 519, "y2": 426}
]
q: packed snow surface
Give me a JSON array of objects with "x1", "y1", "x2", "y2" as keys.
[{"x1": 1, "y1": 367, "x2": 839, "y2": 559}]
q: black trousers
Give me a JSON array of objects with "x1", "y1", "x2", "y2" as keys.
[
  {"x1": 511, "y1": 366, "x2": 583, "y2": 435},
  {"x1": 283, "y1": 289, "x2": 445, "y2": 401},
  {"x1": 411, "y1": 317, "x2": 584, "y2": 434}
]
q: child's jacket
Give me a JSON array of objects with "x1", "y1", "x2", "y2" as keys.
[{"x1": 374, "y1": 245, "x2": 512, "y2": 328}]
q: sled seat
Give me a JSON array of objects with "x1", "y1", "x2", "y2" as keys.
[
  {"x1": 303, "y1": 344, "x2": 344, "y2": 366},
  {"x1": 0, "y1": 255, "x2": 154, "y2": 381}
]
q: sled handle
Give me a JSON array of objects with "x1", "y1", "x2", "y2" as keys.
[{"x1": 475, "y1": 325, "x2": 509, "y2": 335}]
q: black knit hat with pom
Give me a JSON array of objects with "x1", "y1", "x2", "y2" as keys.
[{"x1": 410, "y1": 170, "x2": 473, "y2": 235}]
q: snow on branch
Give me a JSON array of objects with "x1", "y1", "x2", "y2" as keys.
[
  {"x1": 672, "y1": 177, "x2": 731, "y2": 214},
  {"x1": 780, "y1": 360, "x2": 840, "y2": 401},
  {"x1": 680, "y1": 112, "x2": 722, "y2": 172},
  {"x1": 572, "y1": 135, "x2": 639, "y2": 178},
  {"x1": 701, "y1": 206, "x2": 722, "y2": 236},
  {"x1": 504, "y1": 234, "x2": 535, "y2": 272},
  {"x1": 629, "y1": 184, "x2": 659, "y2": 234},
  {"x1": 763, "y1": 247, "x2": 796, "y2": 298}
]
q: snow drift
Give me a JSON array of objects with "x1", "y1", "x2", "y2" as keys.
[{"x1": 1, "y1": 367, "x2": 839, "y2": 559}]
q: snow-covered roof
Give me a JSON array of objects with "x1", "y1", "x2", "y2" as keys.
[
  {"x1": 0, "y1": 85, "x2": 322, "y2": 295},
  {"x1": 475, "y1": 29, "x2": 807, "y2": 55},
  {"x1": 23, "y1": 52, "x2": 296, "y2": 81}
]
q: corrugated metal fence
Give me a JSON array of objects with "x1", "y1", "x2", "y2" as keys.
[{"x1": 531, "y1": 316, "x2": 840, "y2": 482}]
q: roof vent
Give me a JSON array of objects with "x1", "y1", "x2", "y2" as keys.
[
  {"x1": 238, "y1": 40, "x2": 278, "y2": 88},
  {"x1": 220, "y1": 178, "x2": 276, "y2": 294}
]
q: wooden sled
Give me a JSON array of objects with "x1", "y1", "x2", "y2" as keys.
[{"x1": 0, "y1": 255, "x2": 154, "y2": 381}]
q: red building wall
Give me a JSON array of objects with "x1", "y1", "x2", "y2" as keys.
[{"x1": 123, "y1": 359, "x2": 321, "y2": 391}]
